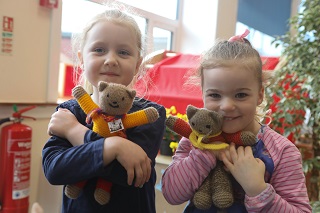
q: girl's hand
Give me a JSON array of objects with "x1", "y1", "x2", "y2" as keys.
[
  {"x1": 220, "y1": 143, "x2": 267, "y2": 197},
  {"x1": 47, "y1": 108, "x2": 88, "y2": 145},
  {"x1": 103, "y1": 136, "x2": 151, "y2": 187}
]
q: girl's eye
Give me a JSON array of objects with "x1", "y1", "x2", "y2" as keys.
[
  {"x1": 94, "y1": 48, "x2": 105, "y2": 53},
  {"x1": 119, "y1": 50, "x2": 130, "y2": 56},
  {"x1": 235, "y1": 93, "x2": 248, "y2": 99},
  {"x1": 209, "y1": 93, "x2": 221, "y2": 99}
]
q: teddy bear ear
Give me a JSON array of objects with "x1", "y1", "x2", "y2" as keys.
[
  {"x1": 127, "y1": 89, "x2": 136, "y2": 99},
  {"x1": 98, "y1": 81, "x2": 109, "y2": 92},
  {"x1": 186, "y1": 105, "x2": 198, "y2": 119}
]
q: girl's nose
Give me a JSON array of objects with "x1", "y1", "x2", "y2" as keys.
[
  {"x1": 104, "y1": 53, "x2": 118, "y2": 66},
  {"x1": 220, "y1": 98, "x2": 235, "y2": 111}
]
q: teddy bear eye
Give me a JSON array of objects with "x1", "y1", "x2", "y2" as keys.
[
  {"x1": 122, "y1": 97, "x2": 124, "y2": 101},
  {"x1": 206, "y1": 125, "x2": 211, "y2": 129},
  {"x1": 191, "y1": 122, "x2": 195, "y2": 127},
  {"x1": 107, "y1": 94, "x2": 109, "y2": 98}
]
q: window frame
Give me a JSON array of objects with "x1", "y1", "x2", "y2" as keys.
[{"x1": 90, "y1": 0, "x2": 180, "y2": 54}]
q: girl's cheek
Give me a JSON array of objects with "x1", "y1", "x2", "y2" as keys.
[{"x1": 204, "y1": 102, "x2": 218, "y2": 111}]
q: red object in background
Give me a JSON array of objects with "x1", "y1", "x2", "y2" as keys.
[
  {"x1": 2, "y1": 17, "x2": 14, "y2": 32},
  {"x1": 260, "y1": 56, "x2": 279, "y2": 70},
  {"x1": 134, "y1": 54, "x2": 203, "y2": 114},
  {"x1": 0, "y1": 106, "x2": 36, "y2": 213},
  {"x1": 268, "y1": 74, "x2": 307, "y2": 142},
  {"x1": 63, "y1": 65, "x2": 75, "y2": 97},
  {"x1": 39, "y1": 0, "x2": 58, "y2": 9}
]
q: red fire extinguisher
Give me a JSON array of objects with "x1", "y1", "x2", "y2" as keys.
[{"x1": 0, "y1": 105, "x2": 36, "y2": 213}]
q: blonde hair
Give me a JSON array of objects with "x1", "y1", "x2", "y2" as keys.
[
  {"x1": 190, "y1": 39, "x2": 273, "y2": 123},
  {"x1": 72, "y1": 4, "x2": 145, "y2": 94}
]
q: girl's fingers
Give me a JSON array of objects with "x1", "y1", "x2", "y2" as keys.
[
  {"x1": 146, "y1": 159, "x2": 152, "y2": 182},
  {"x1": 244, "y1": 146, "x2": 253, "y2": 155},
  {"x1": 134, "y1": 166, "x2": 143, "y2": 187},
  {"x1": 221, "y1": 151, "x2": 234, "y2": 171},
  {"x1": 139, "y1": 160, "x2": 148, "y2": 186},
  {"x1": 127, "y1": 169, "x2": 135, "y2": 186},
  {"x1": 229, "y1": 143, "x2": 238, "y2": 162},
  {"x1": 134, "y1": 158, "x2": 151, "y2": 187},
  {"x1": 236, "y1": 146, "x2": 245, "y2": 158}
]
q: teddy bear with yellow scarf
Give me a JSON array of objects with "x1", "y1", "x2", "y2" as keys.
[{"x1": 166, "y1": 105, "x2": 256, "y2": 210}]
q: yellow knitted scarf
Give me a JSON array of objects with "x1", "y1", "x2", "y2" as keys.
[{"x1": 189, "y1": 130, "x2": 229, "y2": 151}]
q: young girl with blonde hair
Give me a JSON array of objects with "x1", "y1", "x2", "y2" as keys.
[
  {"x1": 161, "y1": 30, "x2": 311, "y2": 213},
  {"x1": 43, "y1": 5, "x2": 166, "y2": 213}
]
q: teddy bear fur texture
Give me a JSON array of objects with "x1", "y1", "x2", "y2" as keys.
[
  {"x1": 165, "y1": 105, "x2": 256, "y2": 210},
  {"x1": 64, "y1": 81, "x2": 159, "y2": 205}
]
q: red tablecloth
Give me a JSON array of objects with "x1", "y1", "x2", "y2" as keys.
[{"x1": 135, "y1": 54, "x2": 203, "y2": 114}]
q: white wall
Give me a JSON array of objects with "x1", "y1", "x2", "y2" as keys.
[{"x1": 0, "y1": 0, "x2": 60, "y2": 103}]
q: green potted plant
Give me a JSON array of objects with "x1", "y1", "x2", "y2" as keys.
[{"x1": 266, "y1": 0, "x2": 320, "y2": 203}]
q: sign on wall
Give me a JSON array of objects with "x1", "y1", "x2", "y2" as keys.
[{"x1": 1, "y1": 16, "x2": 14, "y2": 56}]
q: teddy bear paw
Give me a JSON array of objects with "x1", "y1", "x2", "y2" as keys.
[
  {"x1": 193, "y1": 192, "x2": 213, "y2": 210},
  {"x1": 65, "y1": 184, "x2": 82, "y2": 199},
  {"x1": 94, "y1": 188, "x2": 111, "y2": 205},
  {"x1": 145, "y1": 107, "x2": 159, "y2": 123},
  {"x1": 72, "y1": 85, "x2": 86, "y2": 99}
]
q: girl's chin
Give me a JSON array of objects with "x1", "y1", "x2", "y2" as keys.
[{"x1": 222, "y1": 126, "x2": 242, "y2": 134}]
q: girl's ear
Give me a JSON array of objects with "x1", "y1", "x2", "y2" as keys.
[
  {"x1": 258, "y1": 86, "x2": 264, "y2": 105},
  {"x1": 77, "y1": 51, "x2": 83, "y2": 67},
  {"x1": 135, "y1": 56, "x2": 143, "y2": 75}
]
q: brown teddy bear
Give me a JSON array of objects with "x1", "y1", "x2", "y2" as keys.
[
  {"x1": 166, "y1": 105, "x2": 256, "y2": 210},
  {"x1": 65, "y1": 81, "x2": 159, "y2": 205}
]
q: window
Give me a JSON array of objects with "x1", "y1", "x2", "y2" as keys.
[
  {"x1": 153, "y1": 27, "x2": 173, "y2": 51},
  {"x1": 235, "y1": 22, "x2": 282, "y2": 57},
  {"x1": 236, "y1": 0, "x2": 293, "y2": 56},
  {"x1": 117, "y1": 0, "x2": 179, "y2": 20},
  {"x1": 61, "y1": 0, "x2": 180, "y2": 54}
]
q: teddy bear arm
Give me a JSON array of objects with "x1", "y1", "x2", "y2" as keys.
[
  {"x1": 76, "y1": 93, "x2": 99, "y2": 115},
  {"x1": 222, "y1": 131, "x2": 246, "y2": 146},
  {"x1": 166, "y1": 116, "x2": 192, "y2": 139},
  {"x1": 122, "y1": 108, "x2": 158, "y2": 129}
]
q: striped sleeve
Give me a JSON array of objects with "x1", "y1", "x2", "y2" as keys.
[
  {"x1": 245, "y1": 127, "x2": 312, "y2": 213},
  {"x1": 161, "y1": 137, "x2": 216, "y2": 205}
]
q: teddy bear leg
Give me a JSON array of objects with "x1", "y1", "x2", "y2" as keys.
[
  {"x1": 211, "y1": 161, "x2": 234, "y2": 209},
  {"x1": 192, "y1": 171, "x2": 213, "y2": 210},
  {"x1": 65, "y1": 180, "x2": 87, "y2": 199},
  {"x1": 94, "y1": 178, "x2": 112, "y2": 205}
]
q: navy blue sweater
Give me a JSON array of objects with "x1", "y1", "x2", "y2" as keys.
[{"x1": 42, "y1": 98, "x2": 166, "y2": 213}]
